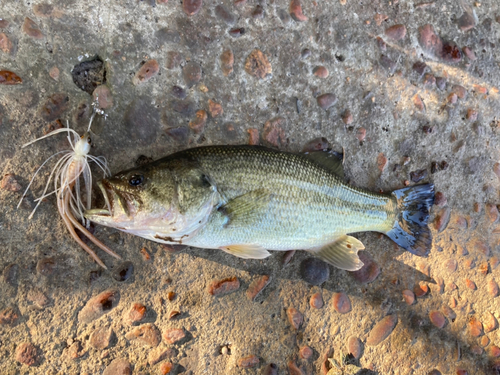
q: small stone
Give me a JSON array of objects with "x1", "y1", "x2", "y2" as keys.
[
  {"x1": 228, "y1": 27, "x2": 245, "y2": 37},
  {"x1": 402, "y1": 290, "x2": 415, "y2": 305},
  {"x1": 262, "y1": 363, "x2": 278, "y2": 375},
  {"x1": 301, "y1": 48, "x2": 311, "y2": 59},
  {"x1": 442, "y1": 305, "x2": 456, "y2": 321},
  {"x1": 332, "y1": 292, "x2": 351, "y2": 314},
  {"x1": 463, "y1": 46, "x2": 477, "y2": 60},
  {"x1": 434, "y1": 192, "x2": 447, "y2": 207},
  {"x1": 310, "y1": 292, "x2": 324, "y2": 309},
  {"x1": 208, "y1": 276, "x2": 240, "y2": 296},
  {"x1": 385, "y1": 24, "x2": 406, "y2": 40},
  {"x1": 486, "y1": 204, "x2": 499, "y2": 223},
  {"x1": 0, "y1": 70, "x2": 22, "y2": 84},
  {"x1": 139, "y1": 247, "x2": 152, "y2": 262},
  {"x1": 2, "y1": 264, "x2": 18, "y2": 286},
  {"x1": 441, "y1": 42, "x2": 462, "y2": 63},
  {"x1": 347, "y1": 336, "x2": 362, "y2": 359},
  {"x1": 376, "y1": 36, "x2": 387, "y2": 51},
  {"x1": 102, "y1": 358, "x2": 131, "y2": 375},
  {"x1": 418, "y1": 24, "x2": 443, "y2": 57},
  {"x1": 0, "y1": 19, "x2": 9, "y2": 28},
  {"x1": 78, "y1": 290, "x2": 120, "y2": 324},
  {"x1": 356, "y1": 127, "x2": 366, "y2": 142},
  {"x1": 160, "y1": 362, "x2": 173, "y2": 374},
  {"x1": 15, "y1": 343, "x2": 39, "y2": 366},
  {"x1": 316, "y1": 93, "x2": 337, "y2": 110},
  {"x1": 366, "y1": 315, "x2": 398, "y2": 346},
  {"x1": 452, "y1": 85, "x2": 467, "y2": 99},
  {"x1": 429, "y1": 311, "x2": 446, "y2": 328},
  {"x1": 380, "y1": 55, "x2": 396, "y2": 74},
  {"x1": 40, "y1": 93, "x2": 70, "y2": 122},
  {"x1": 148, "y1": 346, "x2": 177, "y2": 366},
  {"x1": 478, "y1": 262, "x2": 489, "y2": 275},
  {"x1": 245, "y1": 49, "x2": 272, "y2": 79},
  {"x1": 238, "y1": 355, "x2": 259, "y2": 368},
  {"x1": 470, "y1": 239, "x2": 490, "y2": 256},
  {"x1": 252, "y1": 5, "x2": 264, "y2": 19},
  {"x1": 22, "y1": 17, "x2": 43, "y2": 39},
  {"x1": 299, "y1": 346, "x2": 313, "y2": 360},
  {"x1": 456, "y1": 368, "x2": 469, "y2": 375},
  {"x1": 491, "y1": 256, "x2": 500, "y2": 270},
  {"x1": 458, "y1": 10, "x2": 476, "y2": 31},
  {"x1": 377, "y1": 153, "x2": 388, "y2": 172},
  {"x1": 410, "y1": 169, "x2": 428, "y2": 183},
  {"x1": 433, "y1": 207, "x2": 451, "y2": 233},
  {"x1": 92, "y1": 85, "x2": 113, "y2": 109},
  {"x1": 189, "y1": 110, "x2": 208, "y2": 134},
  {"x1": 413, "y1": 94, "x2": 425, "y2": 112},
  {"x1": 374, "y1": 13, "x2": 388, "y2": 26},
  {"x1": 469, "y1": 316, "x2": 483, "y2": 337},
  {"x1": 168, "y1": 310, "x2": 181, "y2": 320},
  {"x1": 126, "y1": 323, "x2": 162, "y2": 347},
  {"x1": 444, "y1": 259, "x2": 457, "y2": 272},
  {"x1": 447, "y1": 93, "x2": 458, "y2": 104},
  {"x1": 435, "y1": 76, "x2": 447, "y2": 90},
  {"x1": 484, "y1": 311, "x2": 498, "y2": 333},
  {"x1": 287, "y1": 360, "x2": 304, "y2": 375},
  {"x1": 349, "y1": 252, "x2": 380, "y2": 284},
  {"x1": 0, "y1": 306, "x2": 20, "y2": 325},
  {"x1": 214, "y1": 5, "x2": 236, "y2": 25},
  {"x1": 27, "y1": 289, "x2": 50, "y2": 309},
  {"x1": 183, "y1": 0, "x2": 203, "y2": 15},
  {"x1": 163, "y1": 328, "x2": 186, "y2": 344},
  {"x1": 341, "y1": 109, "x2": 353, "y2": 125},
  {"x1": 262, "y1": 117, "x2": 286, "y2": 148},
  {"x1": 302, "y1": 137, "x2": 329, "y2": 152},
  {"x1": 299, "y1": 258, "x2": 329, "y2": 285},
  {"x1": 1, "y1": 174, "x2": 22, "y2": 192},
  {"x1": 412, "y1": 61, "x2": 428, "y2": 76},
  {"x1": 247, "y1": 128, "x2": 259, "y2": 145},
  {"x1": 90, "y1": 327, "x2": 114, "y2": 350},
  {"x1": 246, "y1": 275, "x2": 271, "y2": 301},
  {"x1": 449, "y1": 297, "x2": 457, "y2": 308},
  {"x1": 414, "y1": 283, "x2": 429, "y2": 297},
  {"x1": 183, "y1": 62, "x2": 202, "y2": 87},
  {"x1": 287, "y1": 307, "x2": 303, "y2": 329},
  {"x1": 124, "y1": 303, "x2": 147, "y2": 325},
  {"x1": 466, "y1": 108, "x2": 478, "y2": 121},
  {"x1": 220, "y1": 49, "x2": 234, "y2": 76},
  {"x1": 290, "y1": 0, "x2": 308, "y2": 22},
  {"x1": 66, "y1": 341, "x2": 84, "y2": 360},
  {"x1": 313, "y1": 66, "x2": 328, "y2": 78},
  {"x1": 166, "y1": 51, "x2": 183, "y2": 70},
  {"x1": 208, "y1": 99, "x2": 223, "y2": 118},
  {"x1": 0, "y1": 33, "x2": 12, "y2": 53},
  {"x1": 490, "y1": 346, "x2": 500, "y2": 358},
  {"x1": 423, "y1": 73, "x2": 436, "y2": 86}
]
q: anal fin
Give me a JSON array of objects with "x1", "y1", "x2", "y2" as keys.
[
  {"x1": 309, "y1": 235, "x2": 365, "y2": 271},
  {"x1": 220, "y1": 244, "x2": 271, "y2": 259}
]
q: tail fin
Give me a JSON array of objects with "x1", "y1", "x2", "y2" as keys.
[{"x1": 386, "y1": 184, "x2": 435, "y2": 257}]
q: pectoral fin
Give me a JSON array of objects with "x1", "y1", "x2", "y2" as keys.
[
  {"x1": 218, "y1": 189, "x2": 272, "y2": 228},
  {"x1": 308, "y1": 235, "x2": 365, "y2": 271},
  {"x1": 220, "y1": 244, "x2": 271, "y2": 259}
]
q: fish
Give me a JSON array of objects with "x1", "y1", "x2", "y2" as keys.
[{"x1": 84, "y1": 145, "x2": 435, "y2": 271}]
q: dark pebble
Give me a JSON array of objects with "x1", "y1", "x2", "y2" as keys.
[
  {"x1": 458, "y1": 10, "x2": 476, "y2": 31},
  {"x1": 252, "y1": 5, "x2": 264, "y2": 19},
  {"x1": 2, "y1": 263, "x2": 18, "y2": 286},
  {"x1": 418, "y1": 24, "x2": 443, "y2": 57},
  {"x1": 435, "y1": 76, "x2": 447, "y2": 90},
  {"x1": 262, "y1": 363, "x2": 278, "y2": 375},
  {"x1": 229, "y1": 27, "x2": 245, "y2": 38},
  {"x1": 277, "y1": 8, "x2": 291, "y2": 23},
  {"x1": 282, "y1": 249, "x2": 296, "y2": 266},
  {"x1": 183, "y1": 0, "x2": 203, "y2": 16},
  {"x1": 410, "y1": 169, "x2": 428, "y2": 182},
  {"x1": 170, "y1": 99, "x2": 196, "y2": 116},
  {"x1": 0, "y1": 19, "x2": 9, "y2": 28},
  {"x1": 349, "y1": 252, "x2": 380, "y2": 284},
  {"x1": 434, "y1": 192, "x2": 447, "y2": 207},
  {"x1": 113, "y1": 262, "x2": 134, "y2": 282},
  {"x1": 40, "y1": 93, "x2": 69, "y2": 121},
  {"x1": 15, "y1": 343, "x2": 39, "y2": 366},
  {"x1": 299, "y1": 258, "x2": 330, "y2": 285},
  {"x1": 380, "y1": 55, "x2": 396, "y2": 74},
  {"x1": 431, "y1": 162, "x2": 438, "y2": 174},
  {"x1": 385, "y1": 24, "x2": 406, "y2": 40},
  {"x1": 440, "y1": 160, "x2": 449, "y2": 170},
  {"x1": 166, "y1": 51, "x2": 183, "y2": 69},
  {"x1": 102, "y1": 358, "x2": 132, "y2": 375},
  {"x1": 441, "y1": 41, "x2": 462, "y2": 63},
  {"x1": 423, "y1": 125, "x2": 434, "y2": 134},
  {"x1": 215, "y1": 5, "x2": 236, "y2": 25},
  {"x1": 301, "y1": 48, "x2": 311, "y2": 59},
  {"x1": 78, "y1": 290, "x2": 120, "y2": 324},
  {"x1": 183, "y1": 62, "x2": 202, "y2": 87},
  {"x1": 376, "y1": 36, "x2": 386, "y2": 51},
  {"x1": 36, "y1": 257, "x2": 56, "y2": 275},
  {"x1": 171, "y1": 85, "x2": 187, "y2": 99},
  {"x1": 316, "y1": 93, "x2": 337, "y2": 110}
]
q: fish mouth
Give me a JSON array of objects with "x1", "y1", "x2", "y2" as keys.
[{"x1": 84, "y1": 181, "x2": 113, "y2": 222}]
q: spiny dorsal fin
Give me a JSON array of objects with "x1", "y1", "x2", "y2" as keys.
[
  {"x1": 218, "y1": 188, "x2": 272, "y2": 228},
  {"x1": 304, "y1": 150, "x2": 344, "y2": 179},
  {"x1": 308, "y1": 235, "x2": 365, "y2": 271},
  {"x1": 220, "y1": 244, "x2": 271, "y2": 259}
]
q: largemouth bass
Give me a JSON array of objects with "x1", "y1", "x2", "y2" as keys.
[{"x1": 85, "y1": 145, "x2": 435, "y2": 271}]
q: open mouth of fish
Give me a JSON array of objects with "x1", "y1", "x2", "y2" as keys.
[{"x1": 84, "y1": 180, "x2": 125, "y2": 223}]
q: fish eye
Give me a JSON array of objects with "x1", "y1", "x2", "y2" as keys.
[
  {"x1": 129, "y1": 174, "x2": 144, "y2": 187},
  {"x1": 87, "y1": 137, "x2": 92, "y2": 144}
]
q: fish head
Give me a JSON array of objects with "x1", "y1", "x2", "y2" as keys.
[{"x1": 84, "y1": 162, "x2": 218, "y2": 241}]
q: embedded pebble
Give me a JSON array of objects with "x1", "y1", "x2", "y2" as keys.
[
  {"x1": 27, "y1": 289, "x2": 50, "y2": 309},
  {"x1": 377, "y1": 153, "x2": 388, "y2": 172},
  {"x1": 40, "y1": 93, "x2": 69, "y2": 121},
  {"x1": 435, "y1": 76, "x2": 447, "y2": 90},
  {"x1": 458, "y1": 10, "x2": 476, "y2": 31},
  {"x1": 287, "y1": 307, "x2": 303, "y2": 329},
  {"x1": 316, "y1": 93, "x2": 337, "y2": 110},
  {"x1": 214, "y1": 5, "x2": 236, "y2": 25},
  {"x1": 470, "y1": 239, "x2": 490, "y2": 256},
  {"x1": 342, "y1": 109, "x2": 353, "y2": 125},
  {"x1": 366, "y1": 314, "x2": 398, "y2": 346},
  {"x1": 429, "y1": 311, "x2": 446, "y2": 328},
  {"x1": 433, "y1": 207, "x2": 451, "y2": 232},
  {"x1": 356, "y1": 127, "x2": 366, "y2": 141},
  {"x1": 148, "y1": 347, "x2": 177, "y2": 366},
  {"x1": 0, "y1": 19, "x2": 9, "y2": 28},
  {"x1": 247, "y1": 128, "x2": 259, "y2": 145},
  {"x1": 183, "y1": 62, "x2": 202, "y2": 87},
  {"x1": 347, "y1": 336, "x2": 362, "y2": 359},
  {"x1": 262, "y1": 117, "x2": 286, "y2": 147},
  {"x1": 447, "y1": 93, "x2": 458, "y2": 104},
  {"x1": 262, "y1": 363, "x2": 278, "y2": 375},
  {"x1": 15, "y1": 343, "x2": 39, "y2": 366},
  {"x1": 245, "y1": 49, "x2": 272, "y2": 79},
  {"x1": 469, "y1": 317, "x2": 483, "y2": 337},
  {"x1": 102, "y1": 358, "x2": 131, "y2": 375},
  {"x1": 376, "y1": 36, "x2": 386, "y2": 51},
  {"x1": 478, "y1": 262, "x2": 489, "y2": 275},
  {"x1": 484, "y1": 311, "x2": 498, "y2": 333},
  {"x1": 1, "y1": 174, "x2": 22, "y2": 192},
  {"x1": 208, "y1": 99, "x2": 223, "y2": 118},
  {"x1": 163, "y1": 328, "x2": 186, "y2": 345},
  {"x1": 22, "y1": 17, "x2": 43, "y2": 39},
  {"x1": 301, "y1": 48, "x2": 311, "y2": 59},
  {"x1": 423, "y1": 73, "x2": 436, "y2": 86},
  {"x1": 124, "y1": 303, "x2": 147, "y2": 325},
  {"x1": 229, "y1": 27, "x2": 245, "y2": 38},
  {"x1": 486, "y1": 203, "x2": 499, "y2": 223},
  {"x1": 299, "y1": 258, "x2": 329, "y2": 285},
  {"x1": 310, "y1": 292, "x2": 324, "y2": 309},
  {"x1": 299, "y1": 346, "x2": 313, "y2": 360},
  {"x1": 442, "y1": 305, "x2": 456, "y2": 321},
  {"x1": 463, "y1": 46, "x2": 477, "y2": 60},
  {"x1": 252, "y1": 5, "x2": 264, "y2": 19},
  {"x1": 183, "y1": 0, "x2": 203, "y2": 16},
  {"x1": 2, "y1": 263, "x2": 19, "y2": 286},
  {"x1": 441, "y1": 42, "x2": 462, "y2": 63},
  {"x1": 418, "y1": 24, "x2": 443, "y2": 57},
  {"x1": 444, "y1": 259, "x2": 457, "y2": 272},
  {"x1": 160, "y1": 362, "x2": 173, "y2": 374},
  {"x1": 90, "y1": 327, "x2": 114, "y2": 350},
  {"x1": 133, "y1": 60, "x2": 159, "y2": 85},
  {"x1": 208, "y1": 276, "x2": 240, "y2": 296},
  {"x1": 332, "y1": 292, "x2": 351, "y2": 314},
  {"x1": 466, "y1": 108, "x2": 478, "y2": 121},
  {"x1": 380, "y1": 55, "x2": 396, "y2": 74},
  {"x1": 402, "y1": 290, "x2": 415, "y2": 305},
  {"x1": 0, "y1": 70, "x2": 22, "y2": 85},
  {"x1": 413, "y1": 61, "x2": 428, "y2": 76},
  {"x1": 78, "y1": 290, "x2": 120, "y2": 324},
  {"x1": 166, "y1": 51, "x2": 183, "y2": 69},
  {"x1": 0, "y1": 33, "x2": 12, "y2": 53},
  {"x1": 385, "y1": 24, "x2": 406, "y2": 40},
  {"x1": 490, "y1": 346, "x2": 500, "y2": 358},
  {"x1": 313, "y1": 66, "x2": 329, "y2": 78},
  {"x1": 374, "y1": 13, "x2": 388, "y2": 26},
  {"x1": 246, "y1": 275, "x2": 271, "y2": 301},
  {"x1": 220, "y1": 49, "x2": 234, "y2": 76},
  {"x1": 92, "y1": 85, "x2": 113, "y2": 109},
  {"x1": 290, "y1": 0, "x2": 308, "y2": 22},
  {"x1": 189, "y1": 110, "x2": 208, "y2": 134},
  {"x1": 349, "y1": 252, "x2": 380, "y2": 284},
  {"x1": 0, "y1": 306, "x2": 20, "y2": 325},
  {"x1": 288, "y1": 360, "x2": 304, "y2": 375},
  {"x1": 488, "y1": 280, "x2": 499, "y2": 297},
  {"x1": 112, "y1": 262, "x2": 134, "y2": 282},
  {"x1": 414, "y1": 283, "x2": 429, "y2": 297},
  {"x1": 413, "y1": 95, "x2": 425, "y2": 112},
  {"x1": 302, "y1": 137, "x2": 330, "y2": 152},
  {"x1": 126, "y1": 323, "x2": 161, "y2": 347},
  {"x1": 238, "y1": 354, "x2": 259, "y2": 368},
  {"x1": 452, "y1": 85, "x2": 467, "y2": 99}
]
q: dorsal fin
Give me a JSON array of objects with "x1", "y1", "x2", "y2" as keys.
[{"x1": 304, "y1": 150, "x2": 344, "y2": 179}]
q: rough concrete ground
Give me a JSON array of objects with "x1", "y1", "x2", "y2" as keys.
[{"x1": 1, "y1": 0, "x2": 500, "y2": 374}]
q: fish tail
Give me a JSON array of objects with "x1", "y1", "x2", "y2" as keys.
[{"x1": 386, "y1": 184, "x2": 435, "y2": 257}]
